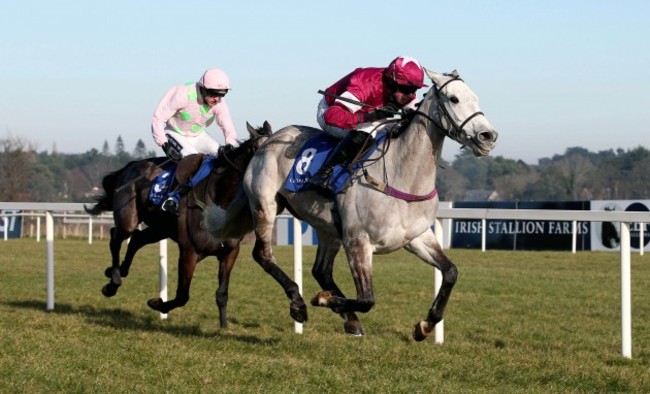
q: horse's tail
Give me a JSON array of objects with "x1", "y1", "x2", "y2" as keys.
[
  {"x1": 202, "y1": 188, "x2": 253, "y2": 240},
  {"x1": 83, "y1": 164, "x2": 128, "y2": 215}
]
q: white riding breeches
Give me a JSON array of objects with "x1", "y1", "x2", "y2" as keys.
[{"x1": 165, "y1": 131, "x2": 221, "y2": 157}]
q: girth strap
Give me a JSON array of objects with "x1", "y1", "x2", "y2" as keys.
[{"x1": 363, "y1": 170, "x2": 437, "y2": 202}]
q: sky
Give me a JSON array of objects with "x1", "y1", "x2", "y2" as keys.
[{"x1": 1, "y1": 1, "x2": 648, "y2": 164}]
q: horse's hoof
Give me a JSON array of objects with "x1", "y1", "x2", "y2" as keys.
[
  {"x1": 101, "y1": 283, "x2": 119, "y2": 297},
  {"x1": 412, "y1": 321, "x2": 429, "y2": 342},
  {"x1": 147, "y1": 297, "x2": 164, "y2": 311},
  {"x1": 104, "y1": 268, "x2": 122, "y2": 285},
  {"x1": 344, "y1": 320, "x2": 364, "y2": 337},
  {"x1": 310, "y1": 291, "x2": 332, "y2": 307},
  {"x1": 290, "y1": 302, "x2": 308, "y2": 323}
]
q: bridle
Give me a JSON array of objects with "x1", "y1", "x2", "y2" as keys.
[{"x1": 407, "y1": 73, "x2": 485, "y2": 144}]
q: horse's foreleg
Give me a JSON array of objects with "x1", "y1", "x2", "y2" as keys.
[
  {"x1": 251, "y1": 209, "x2": 307, "y2": 323},
  {"x1": 310, "y1": 240, "x2": 364, "y2": 336},
  {"x1": 102, "y1": 227, "x2": 128, "y2": 297},
  {"x1": 315, "y1": 236, "x2": 376, "y2": 315},
  {"x1": 215, "y1": 239, "x2": 241, "y2": 328},
  {"x1": 404, "y1": 228, "x2": 457, "y2": 342},
  {"x1": 148, "y1": 248, "x2": 198, "y2": 314}
]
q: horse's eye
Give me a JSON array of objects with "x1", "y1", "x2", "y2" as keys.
[{"x1": 449, "y1": 96, "x2": 460, "y2": 104}]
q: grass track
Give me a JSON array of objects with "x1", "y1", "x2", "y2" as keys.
[{"x1": 1, "y1": 239, "x2": 649, "y2": 393}]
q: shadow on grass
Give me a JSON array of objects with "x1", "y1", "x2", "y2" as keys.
[{"x1": 3, "y1": 299, "x2": 280, "y2": 345}]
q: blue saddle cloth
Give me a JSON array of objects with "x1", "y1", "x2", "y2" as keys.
[
  {"x1": 283, "y1": 132, "x2": 388, "y2": 194},
  {"x1": 148, "y1": 166, "x2": 177, "y2": 206}
]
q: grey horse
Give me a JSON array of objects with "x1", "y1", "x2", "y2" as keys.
[{"x1": 204, "y1": 69, "x2": 498, "y2": 340}]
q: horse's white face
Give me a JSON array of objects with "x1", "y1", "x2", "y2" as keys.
[{"x1": 425, "y1": 69, "x2": 498, "y2": 157}]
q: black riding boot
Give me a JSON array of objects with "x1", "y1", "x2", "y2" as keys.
[
  {"x1": 161, "y1": 184, "x2": 190, "y2": 216},
  {"x1": 309, "y1": 129, "x2": 373, "y2": 193}
]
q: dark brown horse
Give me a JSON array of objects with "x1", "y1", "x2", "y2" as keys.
[{"x1": 85, "y1": 122, "x2": 271, "y2": 327}]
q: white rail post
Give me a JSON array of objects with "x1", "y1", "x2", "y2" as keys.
[
  {"x1": 293, "y1": 217, "x2": 303, "y2": 334},
  {"x1": 159, "y1": 239, "x2": 168, "y2": 320},
  {"x1": 620, "y1": 222, "x2": 632, "y2": 359},
  {"x1": 640, "y1": 223, "x2": 645, "y2": 256},
  {"x1": 2, "y1": 216, "x2": 7, "y2": 241},
  {"x1": 36, "y1": 216, "x2": 41, "y2": 242},
  {"x1": 481, "y1": 218, "x2": 486, "y2": 252},
  {"x1": 571, "y1": 220, "x2": 577, "y2": 254},
  {"x1": 88, "y1": 215, "x2": 93, "y2": 245},
  {"x1": 46, "y1": 211, "x2": 55, "y2": 311},
  {"x1": 434, "y1": 218, "x2": 444, "y2": 344}
]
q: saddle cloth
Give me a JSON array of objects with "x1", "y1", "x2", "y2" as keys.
[
  {"x1": 283, "y1": 132, "x2": 388, "y2": 194},
  {"x1": 148, "y1": 166, "x2": 176, "y2": 205}
]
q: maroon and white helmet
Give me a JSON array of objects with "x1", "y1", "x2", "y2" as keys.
[
  {"x1": 384, "y1": 56, "x2": 428, "y2": 88},
  {"x1": 199, "y1": 68, "x2": 230, "y2": 90}
]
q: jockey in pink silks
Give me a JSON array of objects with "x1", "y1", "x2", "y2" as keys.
[
  {"x1": 310, "y1": 56, "x2": 428, "y2": 193},
  {"x1": 151, "y1": 68, "x2": 239, "y2": 214}
]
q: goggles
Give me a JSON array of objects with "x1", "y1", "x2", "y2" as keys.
[
  {"x1": 202, "y1": 87, "x2": 229, "y2": 97},
  {"x1": 395, "y1": 84, "x2": 418, "y2": 95}
]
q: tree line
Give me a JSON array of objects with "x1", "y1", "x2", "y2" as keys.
[{"x1": 0, "y1": 133, "x2": 648, "y2": 202}]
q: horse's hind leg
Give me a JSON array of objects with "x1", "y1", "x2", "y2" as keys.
[
  {"x1": 215, "y1": 238, "x2": 241, "y2": 328},
  {"x1": 403, "y1": 228, "x2": 457, "y2": 341},
  {"x1": 310, "y1": 239, "x2": 364, "y2": 336},
  {"x1": 251, "y1": 204, "x2": 307, "y2": 323},
  {"x1": 116, "y1": 226, "x2": 167, "y2": 278}
]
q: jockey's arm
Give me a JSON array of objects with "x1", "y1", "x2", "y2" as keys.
[{"x1": 214, "y1": 100, "x2": 239, "y2": 146}]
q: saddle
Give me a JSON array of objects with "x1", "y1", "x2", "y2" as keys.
[{"x1": 148, "y1": 155, "x2": 218, "y2": 206}]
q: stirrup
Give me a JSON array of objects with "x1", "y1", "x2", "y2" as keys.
[
  {"x1": 308, "y1": 170, "x2": 333, "y2": 190},
  {"x1": 161, "y1": 197, "x2": 179, "y2": 215}
]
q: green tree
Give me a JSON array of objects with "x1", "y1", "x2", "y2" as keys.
[
  {"x1": 102, "y1": 140, "x2": 110, "y2": 156},
  {"x1": 115, "y1": 135, "x2": 125, "y2": 155},
  {"x1": 133, "y1": 139, "x2": 147, "y2": 159}
]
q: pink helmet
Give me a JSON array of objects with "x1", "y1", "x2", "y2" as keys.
[
  {"x1": 199, "y1": 68, "x2": 230, "y2": 90},
  {"x1": 384, "y1": 56, "x2": 428, "y2": 88}
]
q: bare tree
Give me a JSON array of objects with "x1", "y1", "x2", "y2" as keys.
[{"x1": 0, "y1": 134, "x2": 38, "y2": 201}]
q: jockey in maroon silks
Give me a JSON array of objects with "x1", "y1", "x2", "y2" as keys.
[{"x1": 310, "y1": 56, "x2": 428, "y2": 192}]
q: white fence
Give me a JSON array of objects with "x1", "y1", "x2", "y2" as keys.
[{"x1": 1, "y1": 202, "x2": 649, "y2": 358}]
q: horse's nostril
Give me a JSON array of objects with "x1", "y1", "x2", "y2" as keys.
[{"x1": 479, "y1": 131, "x2": 497, "y2": 142}]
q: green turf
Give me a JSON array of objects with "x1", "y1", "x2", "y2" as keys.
[{"x1": 1, "y1": 239, "x2": 648, "y2": 393}]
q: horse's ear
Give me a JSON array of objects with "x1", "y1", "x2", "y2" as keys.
[
  {"x1": 262, "y1": 120, "x2": 272, "y2": 135},
  {"x1": 425, "y1": 68, "x2": 445, "y2": 86},
  {"x1": 246, "y1": 121, "x2": 257, "y2": 137}
]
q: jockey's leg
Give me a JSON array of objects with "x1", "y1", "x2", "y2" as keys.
[
  {"x1": 161, "y1": 154, "x2": 203, "y2": 215},
  {"x1": 308, "y1": 129, "x2": 375, "y2": 192}
]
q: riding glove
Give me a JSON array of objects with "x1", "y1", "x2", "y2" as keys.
[{"x1": 162, "y1": 142, "x2": 182, "y2": 162}]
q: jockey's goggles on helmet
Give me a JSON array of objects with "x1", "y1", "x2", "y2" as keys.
[
  {"x1": 201, "y1": 87, "x2": 229, "y2": 97},
  {"x1": 395, "y1": 84, "x2": 418, "y2": 95}
]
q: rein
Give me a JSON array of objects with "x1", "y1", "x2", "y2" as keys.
[{"x1": 219, "y1": 150, "x2": 246, "y2": 174}]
